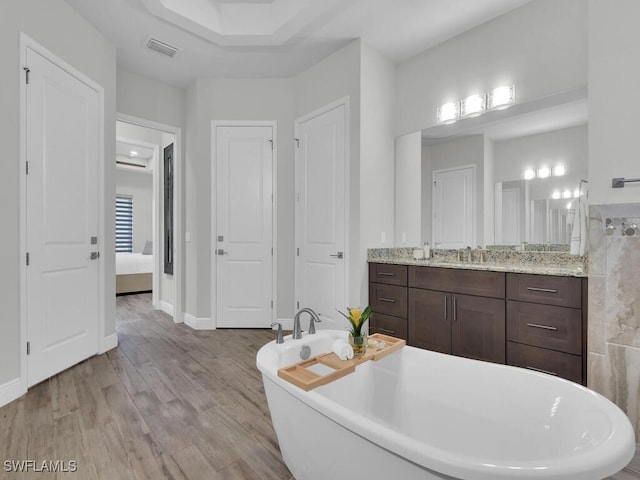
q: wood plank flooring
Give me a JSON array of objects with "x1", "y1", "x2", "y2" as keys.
[
  {"x1": 0, "y1": 293, "x2": 638, "y2": 479},
  {"x1": 0, "y1": 293, "x2": 292, "y2": 480}
]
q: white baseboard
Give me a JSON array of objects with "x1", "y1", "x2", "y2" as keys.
[
  {"x1": 100, "y1": 333, "x2": 118, "y2": 354},
  {"x1": 159, "y1": 300, "x2": 174, "y2": 317},
  {"x1": 184, "y1": 312, "x2": 215, "y2": 330},
  {"x1": 0, "y1": 378, "x2": 25, "y2": 409}
]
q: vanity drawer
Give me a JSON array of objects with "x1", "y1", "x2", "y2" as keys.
[
  {"x1": 369, "y1": 312, "x2": 408, "y2": 340},
  {"x1": 506, "y1": 273, "x2": 581, "y2": 308},
  {"x1": 369, "y1": 263, "x2": 408, "y2": 286},
  {"x1": 369, "y1": 283, "x2": 408, "y2": 318},
  {"x1": 409, "y1": 266, "x2": 505, "y2": 299},
  {"x1": 507, "y1": 301, "x2": 582, "y2": 355},
  {"x1": 507, "y1": 342, "x2": 583, "y2": 384}
]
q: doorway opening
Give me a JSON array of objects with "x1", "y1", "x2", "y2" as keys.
[{"x1": 116, "y1": 115, "x2": 183, "y2": 323}]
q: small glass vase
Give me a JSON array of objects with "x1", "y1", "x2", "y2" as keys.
[{"x1": 349, "y1": 332, "x2": 368, "y2": 358}]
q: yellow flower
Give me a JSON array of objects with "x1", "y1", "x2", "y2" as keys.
[{"x1": 350, "y1": 308, "x2": 362, "y2": 326}]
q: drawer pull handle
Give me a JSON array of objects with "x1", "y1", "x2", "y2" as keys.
[
  {"x1": 379, "y1": 298, "x2": 396, "y2": 303},
  {"x1": 377, "y1": 327, "x2": 396, "y2": 335},
  {"x1": 444, "y1": 297, "x2": 447, "y2": 319},
  {"x1": 379, "y1": 272, "x2": 396, "y2": 277},
  {"x1": 526, "y1": 287, "x2": 558, "y2": 294},
  {"x1": 453, "y1": 297, "x2": 457, "y2": 322},
  {"x1": 526, "y1": 322, "x2": 558, "y2": 331},
  {"x1": 525, "y1": 366, "x2": 557, "y2": 376}
]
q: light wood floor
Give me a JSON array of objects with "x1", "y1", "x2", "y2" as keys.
[
  {"x1": 0, "y1": 293, "x2": 291, "y2": 479},
  {"x1": 0, "y1": 293, "x2": 638, "y2": 479}
]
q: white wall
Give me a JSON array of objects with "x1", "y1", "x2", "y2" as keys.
[
  {"x1": 396, "y1": 0, "x2": 587, "y2": 136},
  {"x1": 115, "y1": 168, "x2": 153, "y2": 253},
  {"x1": 395, "y1": 132, "x2": 423, "y2": 247},
  {"x1": 359, "y1": 43, "x2": 397, "y2": 304},
  {"x1": 185, "y1": 77, "x2": 295, "y2": 320},
  {"x1": 0, "y1": 0, "x2": 116, "y2": 387},
  {"x1": 588, "y1": 0, "x2": 640, "y2": 205}
]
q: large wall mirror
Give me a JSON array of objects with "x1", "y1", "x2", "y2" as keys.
[{"x1": 395, "y1": 88, "x2": 588, "y2": 253}]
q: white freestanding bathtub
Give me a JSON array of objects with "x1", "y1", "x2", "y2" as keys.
[{"x1": 256, "y1": 330, "x2": 635, "y2": 480}]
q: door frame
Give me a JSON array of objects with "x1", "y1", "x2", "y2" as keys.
[
  {"x1": 210, "y1": 120, "x2": 278, "y2": 329},
  {"x1": 115, "y1": 134, "x2": 160, "y2": 307},
  {"x1": 117, "y1": 113, "x2": 184, "y2": 324},
  {"x1": 19, "y1": 33, "x2": 106, "y2": 394},
  {"x1": 293, "y1": 97, "x2": 350, "y2": 326}
]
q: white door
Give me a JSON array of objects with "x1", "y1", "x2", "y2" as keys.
[
  {"x1": 215, "y1": 125, "x2": 273, "y2": 328},
  {"x1": 25, "y1": 47, "x2": 100, "y2": 386},
  {"x1": 432, "y1": 166, "x2": 475, "y2": 249},
  {"x1": 295, "y1": 104, "x2": 346, "y2": 330}
]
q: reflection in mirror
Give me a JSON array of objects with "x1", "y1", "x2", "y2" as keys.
[{"x1": 394, "y1": 89, "x2": 588, "y2": 253}]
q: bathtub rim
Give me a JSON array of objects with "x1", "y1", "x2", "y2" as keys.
[{"x1": 257, "y1": 331, "x2": 636, "y2": 480}]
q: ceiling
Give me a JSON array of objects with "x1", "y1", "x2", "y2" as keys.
[{"x1": 63, "y1": 0, "x2": 531, "y2": 88}]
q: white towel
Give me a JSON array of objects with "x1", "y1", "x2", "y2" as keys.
[
  {"x1": 332, "y1": 339, "x2": 354, "y2": 360},
  {"x1": 568, "y1": 195, "x2": 588, "y2": 256}
]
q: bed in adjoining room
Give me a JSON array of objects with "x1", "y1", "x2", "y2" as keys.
[{"x1": 116, "y1": 250, "x2": 153, "y2": 295}]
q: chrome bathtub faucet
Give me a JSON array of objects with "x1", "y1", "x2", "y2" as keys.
[{"x1": 292, "y1": 308, "x2": 322, "y2": 339}]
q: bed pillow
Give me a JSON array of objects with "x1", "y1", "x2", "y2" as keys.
[{"x1": 142, "y1": 240, "x2": 153, "y2": 255}]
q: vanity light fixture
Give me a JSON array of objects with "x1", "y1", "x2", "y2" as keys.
[
  {"x1": 552, "y1": 191, "x2": 561, "y2": 200},
  {"x1": 562, "y1": 190, "x2": 572, "y2": 199},
  {"x1": 553, "y1": 165, "x2": 566, "y2": 176},
  {"x1": 523, "y1": 169, "x2": 535, "y2": 180},
  {"x1": 487, "y1": 85, "x2": 515, "y2": 110},
  {"x1": 537, "y1": 166, "x2": 551, "y2": 179},
  {"x1": 460, "y1": 94, "x2": 486, "y2": 118},
  {"x1": 437, "y1": 102, "x2": 460, "y2": 124}
]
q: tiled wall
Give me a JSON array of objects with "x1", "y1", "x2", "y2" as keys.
[{"x1": 588, "y1": 203, "x2": 640, "y2": 439}]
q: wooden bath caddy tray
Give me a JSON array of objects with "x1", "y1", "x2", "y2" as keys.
[{"x1": 277, "y1": 333, "x2": 405, "y2": 391}]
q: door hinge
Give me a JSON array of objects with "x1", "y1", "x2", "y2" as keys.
[
  {"x1": 27, "y1": 341, "x2": 30, "y2": 355},
  {"x1": 271, "y1": 300, "x2": 273, "y2": 309},
  {"x1": 268, "y1": 139, "x2": 273, "y2": 150},
  {"x1": 26, "y1": 161, "x2": 30, "y2": 175},
  {"x1": 294, "y1": 138, "x2": 299, "y2": 148},
  {"x1": 296, "y1": 301, "x2": 300, "y2": 310},
  {"x1": 26, "y1": 252, "x2": 30, "y2": 266},
  {"x1": 271, "y1": 247, "x2": 274, "y2": 256},
  {"x1": 23, "y1": 67, "x2": 30, "y2": 85},
  {"x1": 296, "y1": 192, "x2": 300, "y2": 202},
  {"x1": 296, "y1": 247, "x2": 299, "y2": 256}
]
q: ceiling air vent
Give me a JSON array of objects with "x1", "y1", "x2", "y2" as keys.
[{"x1": 145, "y1": 37, "x2": 181, "y2": 58}]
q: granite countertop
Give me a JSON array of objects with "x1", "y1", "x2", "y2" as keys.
[{"x1": 368, "y1": 248, "x2": 587, "y2": 278}]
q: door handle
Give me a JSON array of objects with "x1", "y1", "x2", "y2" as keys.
[
  {"x1": 217, "y1": 249, "x2": 228, "y2": 255},
  {"x1": 329, "y1": 252, "x2": 344, "y2": 259},
  {"x1": 90, "y1": 251, "x2": 100, "y2": 260}
]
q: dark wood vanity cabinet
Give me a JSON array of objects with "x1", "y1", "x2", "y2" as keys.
[
  {"x1": 505, "y1": 273, "x2": 587, "y2": 384},
  {"x1": 369, "y1": 263, "x2": 408, "y2": 340},
  {"x1": 407, "y1": 266, "x2": 505, "y2": 363},
  {"x1": 369, "y1": 263, "x2": 587, "y2": 385}
]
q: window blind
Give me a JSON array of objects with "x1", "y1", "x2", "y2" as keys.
[{"x1": 115, "y1": 196, "x2": 133, "y2": 253}]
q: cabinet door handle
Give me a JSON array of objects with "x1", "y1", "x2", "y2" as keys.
[
  {"x1": 444, "y1": 296, "x2": 447, "y2": 319},
  {"x1": 379, "y1": 298, "x2": 396, "y2": 303},
  {"x1": 526, "y1": 366, "x2": 557, "y2": 376},
  {"x1": 526, "y1": 287, "x2": 558, "y2": 294},
  {"x1": 379, "y1": 272, "x2": 396, "y2": 277},
  {"x1": 377, "y1": 327, "x2": 396, "y2": 335},
  {"x1": 453, "y1": 296, "x2": 457, "y2": 322},
  {"x1": 526, "y1": 322, "x2": 558, "y2": 331}
]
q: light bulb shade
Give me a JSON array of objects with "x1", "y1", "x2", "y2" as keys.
[
  {"x1": 553, "y1": 165, "x2": 566, "y2": 176},
  {"x1": 523, "y1": 169, "x2": 535, "y2": 180},
  {"x1": 552, "y1": 191, "x2": 561, "y2": 200},
  {"x1": 537, "y1": 166, "x2": 551, "y2": 179},
  {"x1": 487, "y1": 85, "x2": 515, "y2": 110},
  {"x1": 437, "y1": 102, "x2": 460, "y2": 124},
  {"x1": 460, "y1": 94, "x2": 486, "y2": 117}
]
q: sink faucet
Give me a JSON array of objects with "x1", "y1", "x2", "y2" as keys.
[{"x1": 293, "y1": 308, "x2": 321, "y2": 339}]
